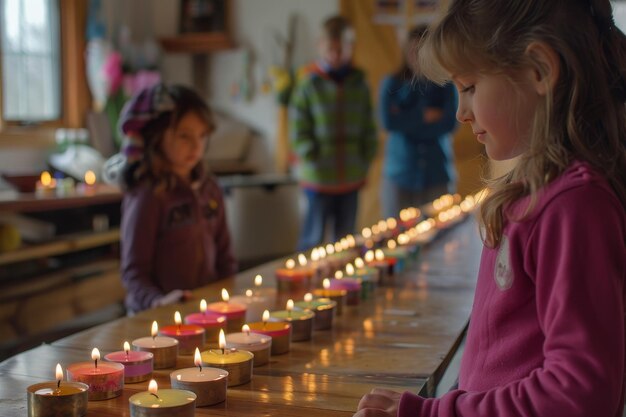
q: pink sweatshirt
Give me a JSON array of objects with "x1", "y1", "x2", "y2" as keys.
[{"x1": 400, "y1": 161, "x2": 626, "y2": 417}]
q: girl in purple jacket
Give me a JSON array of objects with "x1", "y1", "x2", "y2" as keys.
[
  {"x1": 117, "y1": 84, "x2": 237, "y2": 314},
  {"x1": 355, "y1": 0, "x2": 626, "y2": 416}
]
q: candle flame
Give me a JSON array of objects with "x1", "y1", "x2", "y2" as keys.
[
  {"x1": 325, "y1": 243, "x2": 335, "y2": 255},
  {"x1": 200, "y1": 299, "x2": 207, "y2": 313},
  {"x1": 323, "y1": 278, "x2": 330, "y2": 289},
  {"x1": 218, "y1": 329, "x2": 226, "y2": 349},
  {"x1": 242, "y1": 324, "x2": 250, "y2": 335},
  {"x1": 372, "y1": 225, "x2": 380, "y2": 235},
  {"x1": 311, "y1": 248, "x2": 319, "y2": 261},
  {"x1": 346, "y1": 234, "x2": 356, "y2": 247},
  {"x1": 55, "y1": 363, "x2": 63, "y2": 382},
  {"x1": 386, "y1": 218, "x2": 397, "y2": 230},
  {"x1": 346, "y1": 263, "x2": 355, "y2": 276},
  {"x1": 246, "y1": 289, "x2": 253, "y2": 297},
  {"x1": 298, "y1": 253, "x2": 307, "y2": 266},
  {"x1": 40, "y1": 171, "x2": 52, "y2": 186},
  {"x1": 319, "y1": 247, "x2": 327, "y2": 258},
  {"x1": 124, "y1": 341, "x2": 130, "y2": 354},
  {"x1": 194, "y1": 348, "x2": 202, "y2": 368},
  {"x1": 91, "y1": 348, "x2": 100, "y2": 361},
  {"x1": 340, "y1": 238, "x2": 349, "y2": 250},
  {"x1": 375, "y1": 249, "x2": 385, "y2": 261},
  {"x1": 355, "y1": 257, "x2": 365, "y2": 268},
  {"x1": 378, "y1": 220, "x2": 388, "y2": 232},
  {"x1": 221, "y1": 288, "x2": 230, "y2": 302},
  {"x1": 362, "y1": 227, "x2": 372, "y2": 238},
  {"x1": 254, "y1": 274, "x2": 263, "y2": 287},
  {"x1": 304, "y1": 293, "x2": 313, "y2": 303},
  {"x1": 286, "y1": 259, "x2": 296, "y2": 269},
  {"x1": 334, "y1": 242, "x2": 342, "y2": 252},
  {"x1": 335, "y1": 270, "x2": 344, "y2": 279},
  {"x1": 148, "y1": 379, "x2": 158, "y2": 396},
  {"x1": 365, "y1": 250, "x2": 375, "y2": 263},
  {"x1": 286, "y1": 299, "x2": 294, "y2": 311},
  {"x1": 174, "y1": 311, "x2": 182, "y2": 326},
  {"x1": 262, "y1": 310, "x2": 270, "y2": 323},
  {"x1": 387, "y1": 240, "x2": 397, "y2": 249},
  {"x1": 151, "y1": 321, "x2": 158, "y2": 338},
  {"x1": 84, "y1": 170, "x2": 96, "y2": 185}
]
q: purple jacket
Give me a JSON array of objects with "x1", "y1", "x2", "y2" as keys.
[
  {"x1": 120, "y1": 176, "x2": 237, "y2": 313},
  {"x1": 400, "y1": 161, "x2": 626, "y2": 417}
]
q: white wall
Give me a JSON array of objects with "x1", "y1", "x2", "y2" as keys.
[{"x1": 153, "y1": 0, "x2": 338, "y2": 170}]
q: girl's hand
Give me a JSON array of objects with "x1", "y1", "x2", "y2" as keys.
[{"x1": 354, "y1": 388, "x2": 402, "y2": 417}]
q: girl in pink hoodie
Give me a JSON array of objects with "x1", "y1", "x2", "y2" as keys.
[{"x1": 355, "y1": 1, "x2": 626, "y2": 416}]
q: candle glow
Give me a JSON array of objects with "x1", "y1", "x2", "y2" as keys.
[
  {"x1": 323, "y1": 279, "x2": 331, "y2": 290},
  {"x1": 151, "y1": 321, "x2": 158, "y2": 338},
  {"x1": 84, "y1": 170, "x2": 96, "y2": 185},
  {"x1": 200, "y1": 299, "x2": 207, "y2": 314},
  {"x1": 335, "y1": 270, "x2": 344, "y2": 279},
  {"x1": 355, "y1": 257, "x2": 365, "y2": 268},
  {"x1": 41, "y1": 171, "x2": 52, "y2": 186},
  {"x1": 326, "y1": 244, "x2": 335, "y2": 255},
  {"x1": 365, "y1": 250, "x2": 374, "y2": 263},
  {"x1": 286, "y1": 259, "x2": 296, "y2": 269},
  {"x1": 346, "y1": 263, "x2": 355, "y2": 276},
  {"x1": 175, "y1": 311, "x2": 182, "y2": 326},
  {"x1": 124, "y1": 341, "x2": 130, "y2": 355},
  {"x1": 194, "y1": 347, "x2": 202, "y2": 372},
  {"x1": 362, "y1": 227, "x2": 372, "y2": 238},
  {"x1": 311, "y1": 248, "x2": 320, "y2": 261},
  {"x1": 55, "y1": 363, "x2": 63, "y2": 388},
  {"x1": 242, "y1": 324, "x2": 250, "y2": 335},
  {"x1": 262, "y1": 310, "x2": 270, "y2": 326},
  {"x1": 148, "y1": 379, "x2": 159, "y2": 398},
  {"x1": 91, "y1": 348, "x2": 100, "y2": 369},
  {"x1": 298, "y1": 253, "x2": 307, "y2": 266},
  {"x1": 304, "y1": 293, "x2": 313, "y2": 303},
  {"x1": 245, "y1": 289, "x2": 253, "y2": 297},
  {"x1": 219, "y1": 329, "x2": 226, "y2": 352},
  {"x1": 286, "y1": 299, "x2": 294, "y2": 311},
  {"x1": 254, "y1": 274, "x2": 263, "y2": 287},
  {"x1": 387, "y1": 240, "x2": 397, "y2": 249},
  {"x1": 375, "y1": 249, "x2": 385, "y2": 261},
  {"x1": 221, "y1": 288, "x2": 230, "y2": 302}
]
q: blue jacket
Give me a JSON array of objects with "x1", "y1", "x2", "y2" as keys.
[{"x1": 378, "y1": 75, "x2": 458, "y2": 191}]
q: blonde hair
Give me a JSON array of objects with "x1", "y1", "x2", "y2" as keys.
[{"x1": 420, "y1": 0, "x2": 626, "y2": 247}]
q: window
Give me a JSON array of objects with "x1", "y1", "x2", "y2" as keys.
[{"x1": 1, "y1": 0, "x2": 62, "y2": 123}]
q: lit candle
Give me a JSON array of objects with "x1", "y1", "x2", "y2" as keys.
[
  {"x1": 169, "y1": 348, "x2": 228, "y2": 407},
  {"x1": 225, "y1": 324, "x2": 272, "y2": 367},
  {"x1": 185, "y1": 299, "x2": 227, "y2": 342},
  {"x1": 269, "y1": 299, "x2": 314, "y2": 342},
  {"x1": 77, "y1": 170, "x2": 97, "y2": 196},
  {"x1": 160, "y1": 311, "x2": 205, "y2": 355},
  {"x1": 35, "y1": 171, "x2": 57, "y2": 197},
  {"x1": 206, "y1": 289, "x2": 248, "y2": 332},
  {"x1": 200, "y1": 329, "x2": 254, "y2": 386},
  {"x1": 27, "y1": 364, "x2": 89, "y2": 417},
  {"x1": 381, "y1": 239, "x2": 409, "y2": 274},
  {"x1": 129, "y1": 379, "x2": 196, "y2": 416},
  {"x1": 328, "y1": 269, "x2": 361, "y2": 306},
  {"x1": 132, "y1": 321, "x2": 179, "y2": 369},
  {"x1": 275, "y1": 257, "x2": 314, "y2": 297},
  {"x1": 247, "y1": 310, "x2": 292, "y2": 355},
  {"x1": 294, "y1": 293, "x2": 337, "y2": 330},
  {"x1": 312, "y1": 278, "x2": 347, "y2": 315},
  {"x1": 66, "y1": 348, "x2": 124, "y2": 400},
  {"x1": 104, "y1": 341, "x2": 153, "y2": 383},
  {"x1": 351, "y1": 258, "x2": 380, "y2": 298},
  {"x1": 230, "y1": 281, "x2": 276, "y2": 323}
]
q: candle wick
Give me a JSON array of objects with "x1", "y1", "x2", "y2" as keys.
[
  {"x1": 222, "y1": 348, "x2": 225, "y2": 355},
  {"x1": 94, "y1": 359, "x2": 98, "y2": 369},
  {"x1": 151, "y1": 393, "x2": 160, "y2": 400},
  {"x1": 57, "y1": 380, "x2": 61, "y2": 389},
  {"x1": 199, "y1": 364, "x2": 202, "y2": 373}
]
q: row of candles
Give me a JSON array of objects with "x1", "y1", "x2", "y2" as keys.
[
  {"x1": 27, "y1": 191, "x2": 485, "y2": 417},
  {"x1": 35, "y1": 170, "x2": 99, "y2": 197}
]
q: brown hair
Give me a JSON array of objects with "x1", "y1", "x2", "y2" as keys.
[
  {"x1": 419, "y1": 0, "x2": 626, "y2": 247},
  {"x1": 322, "y1": 15, "x2": 353, "y2": 41},
  {"x1": 123, "y1": 85, "x2": 215, "y2": 192}
]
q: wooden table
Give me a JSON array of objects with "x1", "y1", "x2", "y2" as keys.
[{"x1": 0, "y1": 217, "x2": 482, "y2": 416}]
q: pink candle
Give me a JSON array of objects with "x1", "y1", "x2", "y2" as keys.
[
  {"x1": 185, "y1": 299, "x2": 228, "y2": 342},
  {"x1": 328, "y1": 271, "x2": 361, "y2": 306},
  {"x1": 160, "y1": 311, "x2": 205, "y2": 355},
  {"x1": 66, "y1": 348, "x2": 124, "y2": 400},
  {"x1": 206, "y1": 289, "x2": 247, "y2": 333},
  {"x1": 104, "y1": 341, "x2": 153, "y2": 383}
]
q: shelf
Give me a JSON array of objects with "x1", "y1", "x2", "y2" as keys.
[
  {"x1": 0, "y1": 228, "x2": 120, "y2": 266},
  {"x1": 0, "y1": 185, "x2": 122, "y2": 213},
  {"x1": 159, "y1": 32, "x2": 234, "y2": 53}
]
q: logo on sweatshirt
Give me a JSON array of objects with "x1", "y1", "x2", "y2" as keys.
[{"x1": 494, "y1": 235, "x2": 513, "y2": 290}]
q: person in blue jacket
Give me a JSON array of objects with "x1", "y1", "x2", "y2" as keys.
[{"x1": 378, "y1": 25, "x2": 458, "y2": 218}]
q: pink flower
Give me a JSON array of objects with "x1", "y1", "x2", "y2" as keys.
[{"x1": 102, "y1": 51, "x2": 124, "y2": 95}]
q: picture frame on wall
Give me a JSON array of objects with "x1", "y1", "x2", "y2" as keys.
[{"x1": 180, "y1": 0, "x2": 226, "y2": 33}]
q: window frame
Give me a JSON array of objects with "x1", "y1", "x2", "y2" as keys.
[{"x1": 0, "y1": 0, "x2": 90, "y2": 146}]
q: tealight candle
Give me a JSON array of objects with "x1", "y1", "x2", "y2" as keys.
[
  {"x1": 104, "y1": 341, "x2": 153, "y2": 383},
  {"x1": 312, "y1": 279, "x2": 347, "y2": 316},
  {"x1": 27, "y1": 364, "x2": 88, "y2": 417},
  {"x1": 346, "y1": 261, "x2": 379, "y2": 300},
  {"x1": 329, "y1": 271, "x2": 361, "y2": 306},
  {"x1": 275, "y1": 257, "x2": 314, "y2": 297},
  {"x1": 132, "y1": 321, "x2": 179, "y2": 369},
  {"x1": 225, "y1": 324, "x2": 272, "y2": 367},
  {"x1": 129, "y1": 379, "x2": 196, "y2": 417},
  {"x1": 381, "y1": 240, "x2": 409, "y2": 273},
  {"x1": 294, "y1": 293, "x2": 337, "y2": 330},
  {"x1": 365, "y1": 249, "x2": 396, "y2": 286},
  {"x1": 200, "y1": 330, "x2": 254, "y2": 386},
  {"x1": 270, "y1": 299, "x2": 315, "y2": 342},
  {"x1": 206, "y1": 289, "x2": 247, "y2": 333},
  {"x1": 160, "y1": 311, "x2": 206, "y2": 355},
  {"x1": 230, "y1": 286, "x2": 275, "y2": 323},
  {"x1": 170, "y1": 348, "x2": 228, "y2": 407},
  {"x1": 35, "y1": 171, "x2": 57, "y2": 197},
  {"x1": 66, "y1": 348, "x2": 124, "y2": 400},
  {"x1": 185, "y1": 299, "x2": 227, "y2": 342},
  {"x1": 248, "y1": 310, "x2": 292, "y2": 355}
]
